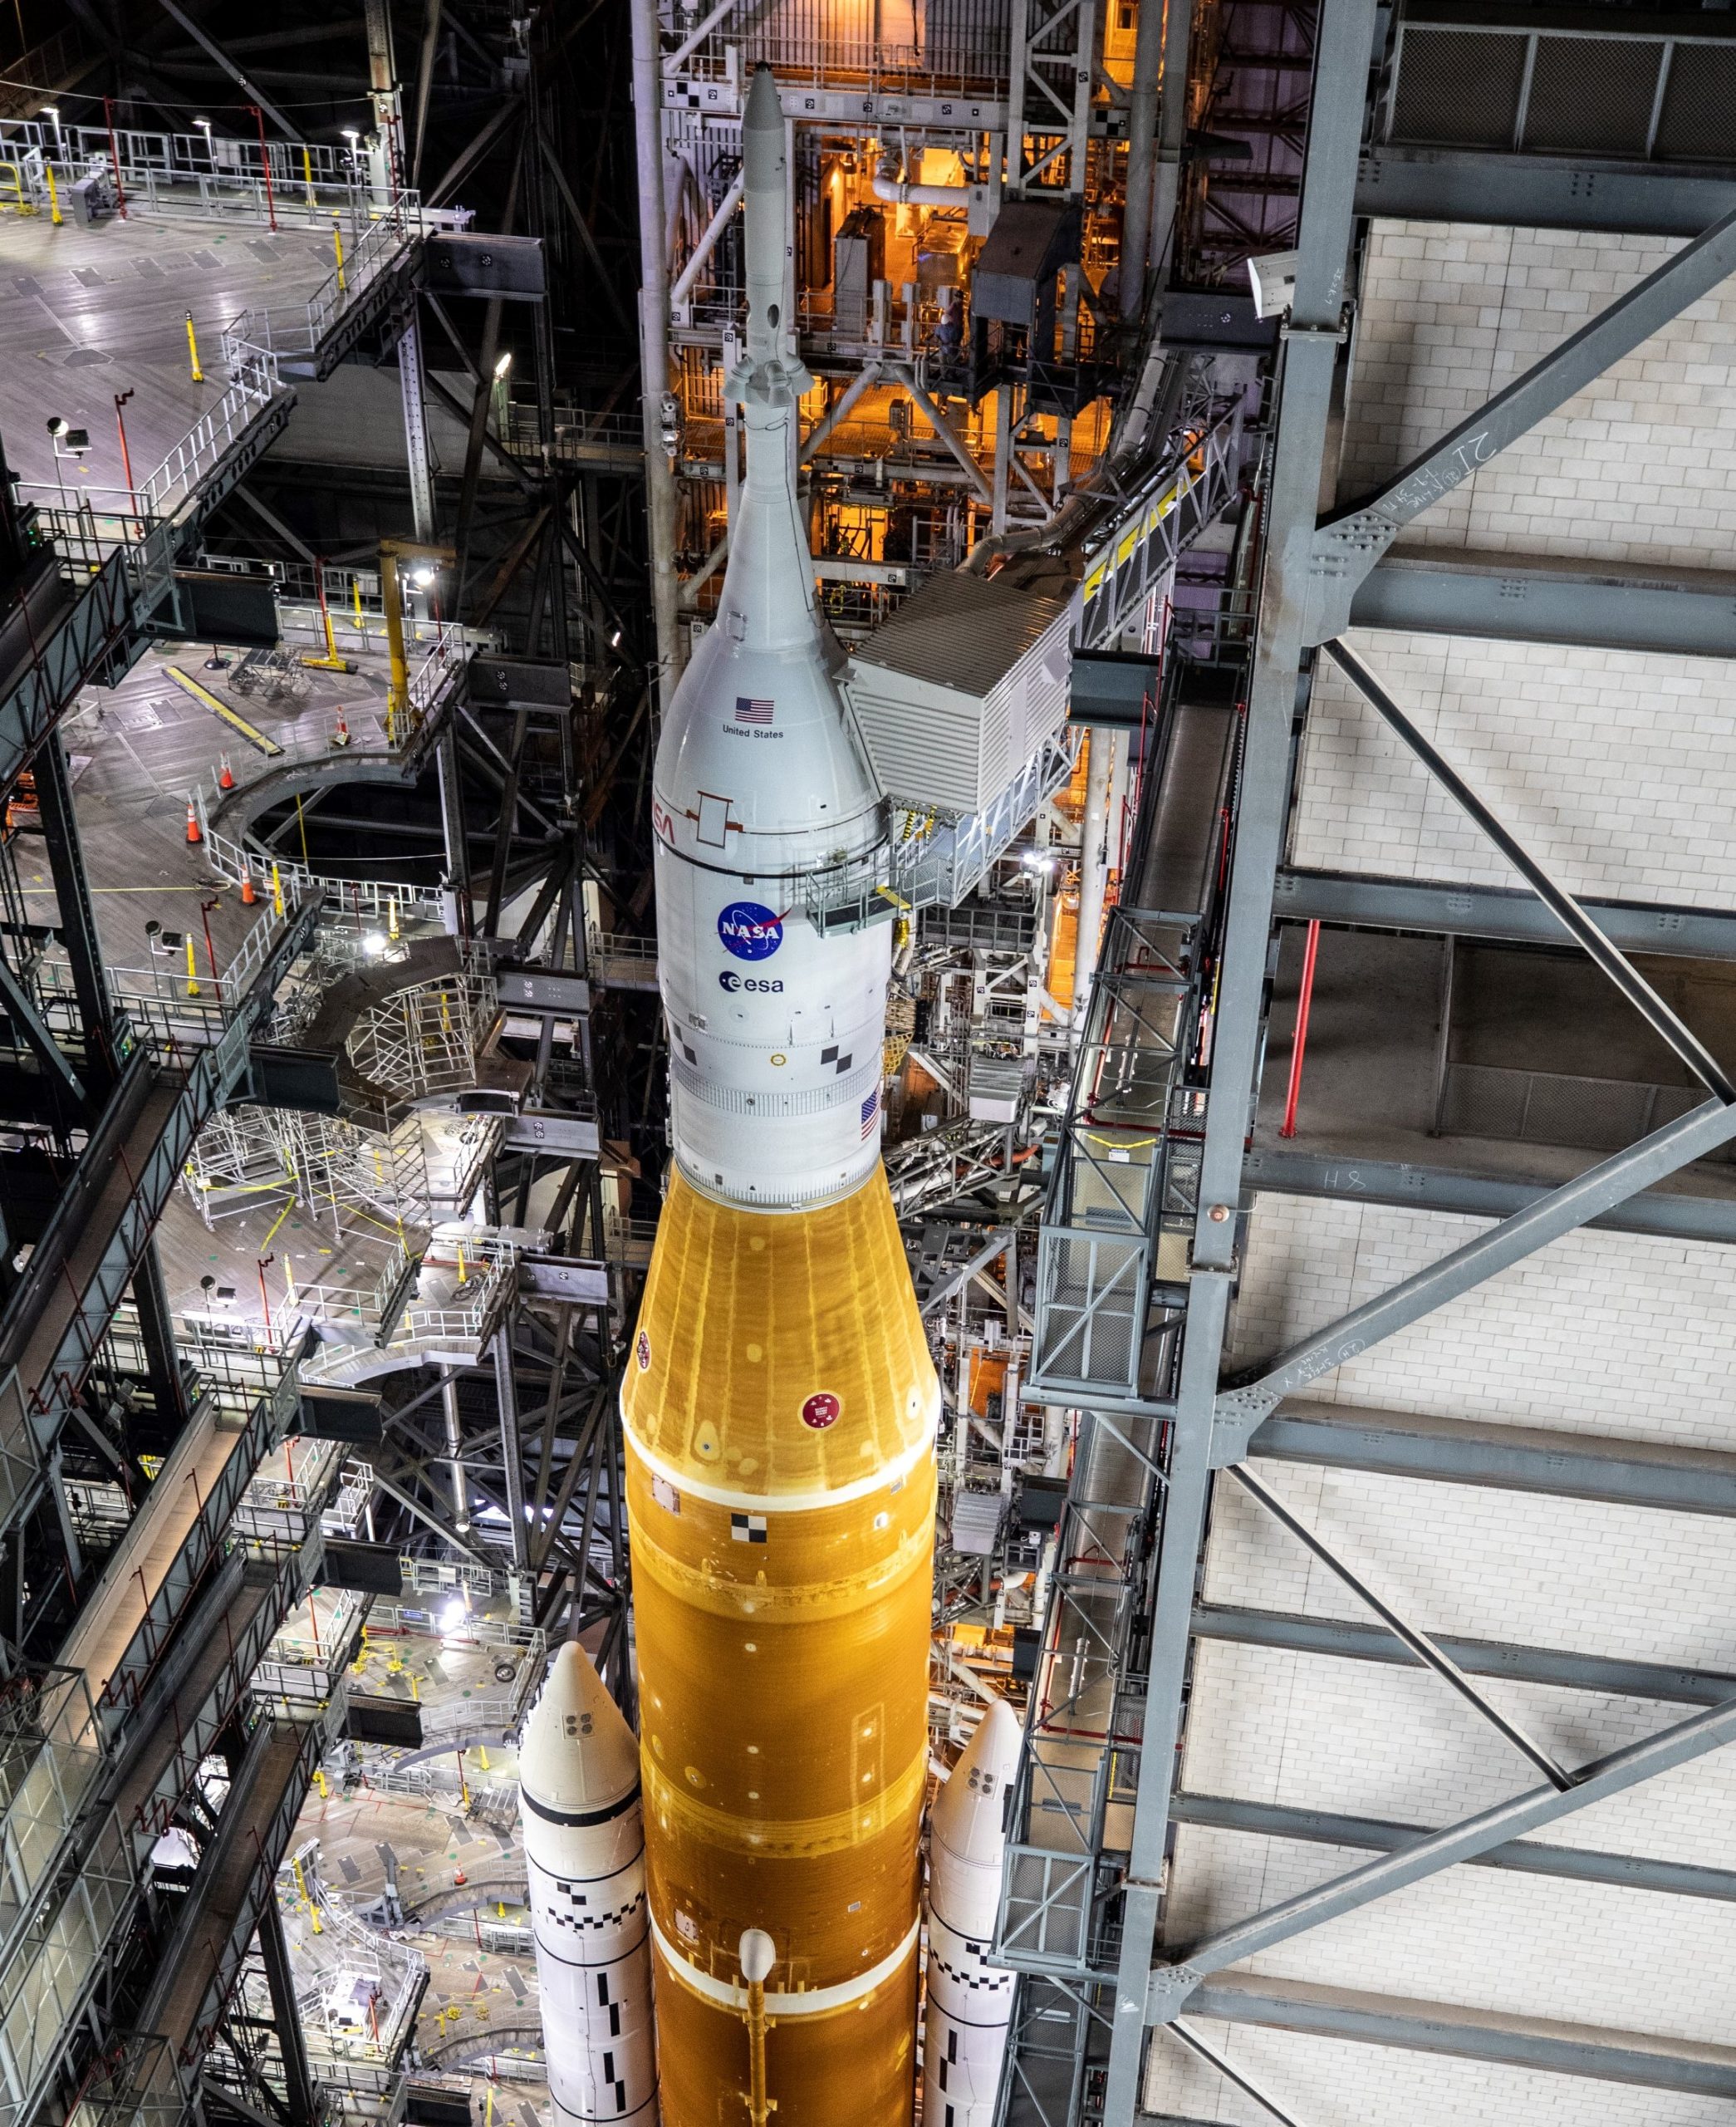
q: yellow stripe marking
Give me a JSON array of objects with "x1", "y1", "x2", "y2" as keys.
[{"x1": 164, "y1": 666, "x2": 284, "y2": 757}]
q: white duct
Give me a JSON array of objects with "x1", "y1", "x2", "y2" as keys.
[{"x1": 871, "y1": 149, "x2": 973, "y2": 209}]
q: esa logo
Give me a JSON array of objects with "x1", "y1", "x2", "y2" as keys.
[
  {"x1": 718, "y1": 901, "x2": 783, "y2": 961},
  {"x1": 719, "y1": 971, "x2": 784, "y2": 993}
]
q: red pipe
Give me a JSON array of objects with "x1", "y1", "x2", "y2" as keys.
[
  {"x1": 1279, "y1": 920, "x2": 1322, "y2": 1140},
  {"x1": 102, "y1": 97, "x2": 127, "y2": 219},
  {"x1": 248, "y1": 106, "x2": 277, "y2": 231}
]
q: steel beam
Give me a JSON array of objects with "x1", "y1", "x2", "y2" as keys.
[
  {"x1": 1356, "y1": 145, "x2": 1736, "y2": 238},
  {"x1": 1171, "y1": 1788, "x2": 1736, "y2": 1903},
  {"x1": 1163, "y1": 2022, "x2": 1312, "y2": 2127},
  {"x1": 0, "y1": 958, "x2": 82, "y2": 1103},
  {"x1": 1228, "y1": 1465, "x2": 1570, "y2": 1787},
  {"x1": 1325, "y1": 636, "x2": 1736, "y2": 1101},
  {"x1": 150, "y1": 0, "x2": 302, "y2": 138},
  {"x1": 35, "y1": 729, "x2": 113, "y2": 1088},
  {"x1": 1149, "y1": 1691, "x2": 1736, "y2": 2021},
  {"x1": 1215, "y1": 1097, "x2": 1736, "y2": 1463},
  {"x1": 1247, "y1": 1402, "x2": 1736, "y2": 1515},
  {"x1": 1100, "y1": 2, "x2": 1381, "y2": 2113},
  {"x1": 1273, "y1": 867, "x2": 1736, "y2": 962},
  {"x1": 1310, "y1": 199, "x2": 1736, "y2": 641},
  {"x1": 1192, "y1": 1603, "x2": 1736, "y2": 1707},
  {"x1": 1181, "y1": 1972, "x2": 1736, "y2": 2095},
  {"x1": 1351, "y1": 550, "x2": 1736, "y2": 658},
  {"x1": 256, "y1": 1899, "x2": 316, "y2": 2127},
  {"x1": 492, "y1": 1324, "x2": 527, "y2": 1572},
  {"x1": 1243, "y1": 1142, "x2": 1736, "y2": 1246}
]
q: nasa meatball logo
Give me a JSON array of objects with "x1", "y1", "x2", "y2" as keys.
[
  {"x1": 635, "y1": 1329, "x2": 652, "y2": 1372},
  {"x1": 801, "y1": 1391, "x2": 841, "y2": 1431},
  {"x1": 718, "y1": 901, "x2": 783, "y2": 961}
]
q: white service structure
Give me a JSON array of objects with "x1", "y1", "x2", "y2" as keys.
[
  {"x1": 517, "y1": 1641, "x2": 658, "y2": 2125},
  {"x1": 922, "y1": 1697, "x2": 1022, "y2": 2127}
]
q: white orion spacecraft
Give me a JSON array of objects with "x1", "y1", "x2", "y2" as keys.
[{"x1": 521, "y1": 57, "x2": 1027, "y2": 2127}]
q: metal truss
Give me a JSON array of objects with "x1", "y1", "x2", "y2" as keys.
[{"x1": 984, "y1": 0, "x2": 1736, "y2": 2115}]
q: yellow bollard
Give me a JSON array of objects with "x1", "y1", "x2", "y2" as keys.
[
  {"x1": 352, "y1": 575, "x2": 365, "y2": 634},
  {"x1": 45, "y1": 165, "x2": 61, "y2": 227},
  {"x1": 184, "y1": 311, "x2": 204, "y2": 384},
  {"x1": 313, "y1": 1766, "x2": 327, "y2": 1797},
  {"x1": 332, "y1": 215, "x2": 346, "y2": 292},
  {"x1": 184, "y1": 935, "x2": 200, "y2": 998},
  {"x1": 270, "y1": 861, "x2": 285, "y2": 917},
  {"x1": 388, "y1": 895, "x2": 400, "y2": 942},
  {"x1": 477, "y1": 1743, "x2": 490, "y2": 1771},
  {"x1": 302, "y1": 144, "x2": 316, "y2": 210},
  {"x1": 455, "y1": 1240, "x2": 468, "y2": 1286}
]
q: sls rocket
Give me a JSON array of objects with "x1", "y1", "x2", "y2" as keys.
[
  {"x1": 620, "y1": 60, "x2": 940, "y2": 2127},
  {"x1": 517, "y1": 1642, "x2": 658, "y2": 2124},
  {"x1": 922, "y1": 1700, "x2": 1021, "y2": 2127}
]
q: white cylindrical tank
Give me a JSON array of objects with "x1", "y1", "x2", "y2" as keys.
[
  {"x1": 518, "y1": 1643, "x2": 659, "y2": 2125},
  {"x1": 922, "y1": 1699, "x2": 1022, "y2": 2127}
]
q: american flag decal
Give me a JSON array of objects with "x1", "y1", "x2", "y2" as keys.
[
  {"x1": 733, "y1": 696, "x2": 775, "y2": 725},
  {"x1": 861, "y1": 1088, "x2": 880, "y2": 1139}
]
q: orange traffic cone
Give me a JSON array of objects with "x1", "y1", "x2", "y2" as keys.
[
  {"x1": 241, "y1": 866, "x2": 257, "y2": 906},
  {"x1": 184, "y1": 799, "x2": 202, "y2": 845},
  {"x1": 218, "y1": 754, "x2": 234, "y2": 789},
  {"x1": 331, "y1": 712, "x2": 351, "y2": 749},
  {"x1": 453, "y1": 1868, "x2": 467, "y2": 1887}
]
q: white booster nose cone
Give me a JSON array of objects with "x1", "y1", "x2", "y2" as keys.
[
  {"x1": 518, "y1": 1643, "x2": 659, "y2": 2124},
  {"x1": 922, "y1": 1700, "x2": 1022, "y2": 2127}
]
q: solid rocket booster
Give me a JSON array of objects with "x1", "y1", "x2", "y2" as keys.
[
  {"x1": 922, "y1": 1701, "x2": 1022, "y2": 2127},
  {"x1": 620, "y1": 60, "x2": 939, "y2": 2127},
  {"x1": 517, "y1": 1643, "x2": 658, "y2": 2125}
]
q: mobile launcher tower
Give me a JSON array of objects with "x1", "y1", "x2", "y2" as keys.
[{"x1": 619, "y1": 59, "x2": 943, "y2": 2127}]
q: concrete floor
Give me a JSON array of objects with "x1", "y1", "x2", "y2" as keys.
[
  {"x1": 282, "y1": 1603, "x2": 549, "y2": 2117},
  {"x1": 27, "y1": 633, "x2": 449, "y2": 1340},
  {"x1": 2, "y1": 213, "x2": 334, "y2": 496}
]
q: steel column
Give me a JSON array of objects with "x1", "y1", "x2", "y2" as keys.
[
  {"x1": 630, "y1": 0, "x2": 683, "y2": 698},
  {"x1": 130, "y1": 1246, "x2": 188, "y2": 1438},
  {"x1": 1098, "y1": 5, "x2": 1380, "y2": 2111},
  {"x1": 34, "y1": 728, "x2": 114, "y2": 1088},
  {"x1": 256, "y1": 1898, "x2": 316, "y2": 2127},
  {"x1": 398, "y1": 315, "x2": 438, "y2": 546},
  {"x1": 492, "y1": 1323, "x2": 527, "y2": 1572}
]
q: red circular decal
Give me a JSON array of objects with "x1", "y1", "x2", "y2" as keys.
[
  {"x1": 802, "y1": 1393, "x2": 841, "y2": 1432},
  {"x1": 635, "y1": 1330, "x2": 652, "y2": 1372}
]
